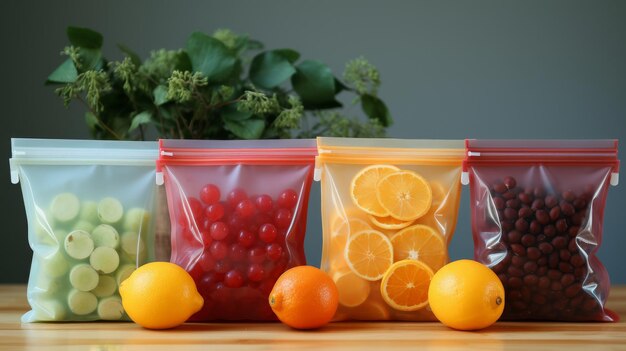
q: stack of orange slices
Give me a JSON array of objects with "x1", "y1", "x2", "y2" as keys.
[{"x1": 328, "y1": 164, "x2": 450, "y2": 317}]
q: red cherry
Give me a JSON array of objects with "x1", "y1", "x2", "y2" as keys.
[
  {"x1": 209, "y1": 241, "x2": 228, "y2": 260},
  {"x1": 258, "y1": 223, "x2": 278, "y2": 243},
  {"x1": 227, "y1": 188, "x2": 248, "y2": 208},
  {"x1": 200, "y1": 229, "x2": 213, "y2": 247},
  {"x1": 247, "y1": 263, "x2": 265, "y2": 282},
  {"x1": 198, "y1": 251, "x2": 216, "y2": 271},
  {"x1": 200, "y1": 184, "x2": 221, "y2": 205},
  {"x1": 277, "y1": 189, "x2": 298, "y2": 209},
  {"x1": 266, "y1": 243, "x2": 283, "y2": 261},
  {"x1": 228, "y1": 215, "x2": 247, "y2": 232},
  {"x1": 274, "y1": 208, "x2": 292, "y2": 229},
  {"x1": 214, "y1": 260, "x2": 231, "y2": 274},
  {"x1": 248, "y1": 247, "x2": 266, "y2": 264},
  {"x1": 205, "y1": 203, "x2": 225, "y2": 223},
  {"x1": 236, "y1": 199, "x2": 256, "y2": 219},
  {"x1": 224, "y1": 270, "x2": 244, "y2": 288},
  {"x1": 237, "y1": 229, "x2": 255, "y2": 248},
  {"x1": 255, "y1": 194, "x2": 273, "y2": 213},
  {"x1": 210, "y1": 222, "x2": 229, "y2": 241},
  {"x1": 180, "y1": 228, "x2": 196, "y2": 243},
  {"x1": 230, "y1": 244, "x2": 247, "y2": 261},
  {"x1": 186, "y1": 197, "x2": 204, "y2": 222},
  {"x1": 196, "y1": 271, "x2": 223, "y2": 293}
]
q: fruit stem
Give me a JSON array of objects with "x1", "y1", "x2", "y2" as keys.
[{"x1": 496, "y1": 296, "x2": 502, "y2": 306}]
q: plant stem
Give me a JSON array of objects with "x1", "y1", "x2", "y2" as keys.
[{"x1": 76, "y1": 96, "x2": 123, "y2": 140}]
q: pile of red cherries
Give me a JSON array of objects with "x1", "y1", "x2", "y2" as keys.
[
  {"x1": 486, "y1": 176, "x2": 605, "y2": 320},
  {"x1": 173, "y1": 184, "x2": 302, "y2": 320}
]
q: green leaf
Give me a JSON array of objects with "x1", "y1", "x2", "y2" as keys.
[
  {"x1": 47, "y1": 59, "x2": 78, "y2": 83},
  {"x1": 85, "y1": 112, "x2": 98, "y2": 129},
  {"x1": 75, "y1": 47, "x2": 103, "y2": 72},
  {"x1": 186, "y1": 32, "x2": 238, "y2": 83},
  {"x1": 223, "y1": 117, "x2": 265, "y2": 139},
  {"x1": 249, "y1": 50, "x2": 299, "y2": 89},
  {"x1": 291, "y1": 60, "x2": 341, "y2": 109},
  {"x1": 273, "y1": 49, "x2": 300, "y2": 63},
  {"x1": 247, "y1": 39, "x2": 264, "y2": 50},
  {"x1": 153, "y1": 85, "x2": 169, "y2": 106},
  {"x1": 361, "y1": 94, "x2": 392, "y2": 127},
  {"x1": 117, "y1": 44, "x2": 141, "y2": 66},
  {"x1": 129, "y1": 111, "x2": 152, "y2": 132},
  {"x1": 67, "y1": 26, "x2": 103, "y2": 49},
  {"x1": 335, "y1": 78, "x2": 348, "y2": 93},
  {"x1": 222, "y1": 105, "x2": 253, "y2": 121}
]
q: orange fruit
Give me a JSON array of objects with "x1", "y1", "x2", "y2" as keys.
[
  {"x1": 333, "y1": 270, "x2": 370, "y2": 307},
  {"x1": 344, "y1": 230, "x2": 393, "y2": 281},
  {"x1": 327, "y1": 217, "x2": 371, "y2": 272},
  {"x1": 376, "y1": 170, "x2": 432, "y2": 221},
  {"x1": 350, "y1": 165, "x2": 400, "y2": 216},
  {"x1": 269, "y1": 266, "x2": 339, "y2": 329},
  {"x1": 119, "y1": 262, "x2": 203, "y2": 329},
  {"x1": 380, "y1": 260, "x2": 433, "y2": 311},
  {"x1": 368, "y1": 214, "x2": 414, "y2": 230},
  {"x1": 389, "y1": 224, "x2": 447, "y2": 271},
  {"x1": 428, "y1": 259, "x2": 505, "y2": 330}
]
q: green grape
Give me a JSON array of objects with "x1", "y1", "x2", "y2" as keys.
[
  {"x1": 115, "y1": 264, "x2": 136, "y2": 286},
  {"x1": 67, "y1": 289, "x2": 97, "y2": 315},
  {"x1": 97, "y1": 197, "x2": 124, "y2": 224},
  {"x1": 90, "y1": 275, "x2": 116, "y2": 297},
  {"x1": 123, "y1": 208, "x2": 150, "y2": 233},
  {"x1": 50, "y1": 193, "x2": 80, "y2": 223},
  {"x1": 64, "y1": 230, "x2": 94, "y2": 260},
  {"x1": 89, "y1": 247, "x2": 119, "y2": 274},
  {"x1": 69, "y1": 264, "x2": 99, "y2": 292},
  {"x1": 97, "y1": 296, "x2": 124, "y2": 320},
  {"x1": 91, "y1": 224, "x2": 119, "y2": 249}
]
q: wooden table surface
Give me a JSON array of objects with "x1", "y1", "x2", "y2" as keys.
[{"x1": 0, "y1": 285, "x2": 624, "y2": 351}]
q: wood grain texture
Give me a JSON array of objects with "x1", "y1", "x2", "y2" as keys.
[{"x1": 0, "y1": 285, "x2": 624, "y2": 351}]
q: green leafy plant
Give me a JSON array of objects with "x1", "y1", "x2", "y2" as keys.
[{"x1": 47, "y1": 26, "x2": 392, "y2": 140}]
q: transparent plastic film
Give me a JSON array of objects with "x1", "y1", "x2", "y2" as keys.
[
  {"x1": 158, "y1": 139, "x2": 316, "y2": 321},
  {"x1": 464, "y1": 139, "x2": 620, "y2": 322},
  {"x1": 10, "y1": 139, "x2": 158, "y2": 322},
  {"x1": 316, "y1": 137, "x2": 464, "y2": 321}
]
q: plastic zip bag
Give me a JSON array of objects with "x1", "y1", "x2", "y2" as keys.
[
  {"x1": 157, "y1": 139, "x2": 317, "y2": 321},
  {"x1": 316, "y1": 137, "x2": 464, "y2": 321},
  {"x1": 10, "y1": 138, "x2": 158, "y2": 322},
  {"x1": 463, "y1": 139, "x2": 620, "y2": 321}
]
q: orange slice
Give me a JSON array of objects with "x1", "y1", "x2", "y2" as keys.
[
  {"x1": 369, "y1": 215, "x2": 414, "y2": 230},
  {"x1": 351, "y1": 165, "x2": 400, "y2": 216},
  {"x1": 333, "y1": 270, "x2": 371, "y2": 307},
  {"x1": 349, "y1": 300, "x2": 390, "y2": 320},
  {"x1": 380, "y1": 260, "x2": 433, "y2": 311},
  {"x1": 329, "y1": 207, "x2": 370, "y2": 234},
  {"x1": 332, "y1": 218, "x2": 371, "y2": 238},
  {"x1": 344, "y1": 230, "x2": 393, "y2": 281},
  {"x1": 376, "y1": 170, "x2": 432, "y2": 221},
  {"x1": 389, "y1": 224, "x2": 447, "y2": 271}
]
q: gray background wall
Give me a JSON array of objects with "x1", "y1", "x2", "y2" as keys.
[{"x1": 2, "y1": 0, "x2": 625, "y2": 283}]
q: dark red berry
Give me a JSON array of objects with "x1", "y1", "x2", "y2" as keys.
[
  {"x1": 266, "y1": 243, "x2": 283, "y2": 261},
  {"x1": 224, "y1": 270, "x2": 244, "y2": 288},
  {"x1": 277, "y1": 189, "x2": 298, "y2": 209},
  {"x1": 205, "y1": 202, "x2": 225, "y2": 222},
  {"x1": 200, "y1": 184, "x2": 221, "y2": 205},
  {"x1": 274, "y1": 208, "x2": 293, "y2": 229},
  {"x1": 247, "y1": 263, "x2": 265, "y2": 282},
  {"x1": 209, "y1": 241, "x2": 228, "y2": 260},
  {"x1": 210, "y1": 222, "x2": 229, "y2": 241},
  {"x1": 235, "y1": 199, "x2": 256, "y2": 219},
  {"x1": 255, "y1": 194, "x2": 273, "y2": 213},
  {"x1": 259, "y1": 223, "x2": 278, "y2": 243},
  {"x1": 227, "y1": 188, "x2": 248, "y2": 208},
  {"x1": 230, "y1": 244, "x2": 246, "y2": 261},
  {"x1": 248, "y1": 247, "x2": 266, "y2": 264},
  {"x1": 237, "y1": 229, "x2": 256, "y2": 248}
]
